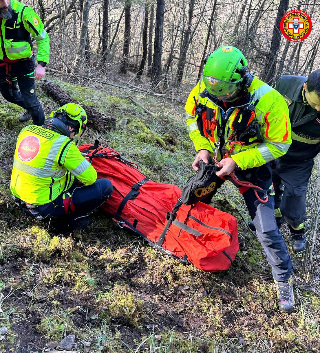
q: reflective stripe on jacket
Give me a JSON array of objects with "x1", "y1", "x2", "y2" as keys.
[
  {"x1": 0, "y1": 0, "x2": 50, "y2": 62},
  {"x1": 185, "y1": 77, "x2": 292, "y2": 170},
  {"x1": 10, "y1": 125, "x2": 96, "y2": 205}
]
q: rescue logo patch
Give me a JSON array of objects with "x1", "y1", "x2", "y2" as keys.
[
  {"x1": 18, "y1": 136, "x2": 40, "y2": 162},
  {"x1": 33, "y1": 17, "x2": 39, "y2": 26},
  {"x1": 208, "y1": 77, "x2": 219, "y2": 86},
  {"x1": 222, "y1": 46, "x2": 233, "y2": 53},
  {"x1": 280, "y1": 10, "x2": 312, "y2": 42}
]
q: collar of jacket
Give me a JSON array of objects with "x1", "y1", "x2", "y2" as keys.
[{"x1": 282, "y1": 75, "x2": 306, "y2": 103}]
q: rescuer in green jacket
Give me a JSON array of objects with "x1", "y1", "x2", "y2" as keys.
[
  {"x1": 0, "y1": 0, "x2": 50, "y2": 125},
  {"x1": 185, "y1": 46, "x2": 294, "y2": 313},
  {"x1": 10, "y1": 103, "x2": 113, "y2": 232}
]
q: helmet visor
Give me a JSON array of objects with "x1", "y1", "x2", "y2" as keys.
[{"x1": 203, "y1": 75, "x2": 241, "y2": 97}]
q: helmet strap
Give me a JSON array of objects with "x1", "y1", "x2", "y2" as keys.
[{"x1": 239, "y1": 67, "x2": 254, "y2": 90}]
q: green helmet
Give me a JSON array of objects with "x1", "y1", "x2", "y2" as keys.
[
  {"x1": 47, "y1": 103, "x2": 87, "y2": 136},
  {"x1": 203, "y1": 46, "x2": 248, "y2": 97}
]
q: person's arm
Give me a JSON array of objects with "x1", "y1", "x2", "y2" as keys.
[
  {"x1": 62, "y1": 143, "x2": 97, "y2": 185},
  {"x1": 23, "y1": 7, "x2": 50, "y2": 79},
  {"x1": 231, "y1": 91, "x2": 292, "y2": 170}
]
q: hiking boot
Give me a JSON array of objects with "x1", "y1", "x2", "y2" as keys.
[
  {"x1": 276, "y1": 279, "x2": 294, "y2": 313},
  {"x1": 19, "y1": 111, "x2": 32, "y2": 123},
  {"x1": 289, "y1": 226, "x2": 306, "y2": 253},
  {"x1": 291, "y1": 233, "x2": 306, "y2": 253}
]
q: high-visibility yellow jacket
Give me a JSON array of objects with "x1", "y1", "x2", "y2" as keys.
[
  {"x1": 185, "y1": 77, "x2": 292, "y2": 170},
  {"x1": 10, "y1": 125, "x2": 97, "y2": 205},
  {"x1": 0, "y1": 0, "x2": 50, "y2": 62}
]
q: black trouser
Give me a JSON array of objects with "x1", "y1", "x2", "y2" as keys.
[
  {"x1": 0, "y1": 56, "x2": 44, "y2": 126},
  {"x1": 26, "y1": 179, "x2": 113, "y2": 231},
  {"x1": 272, "y1": 158, "x2": 313, "y2": 229}
]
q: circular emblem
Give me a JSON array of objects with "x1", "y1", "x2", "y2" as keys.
[
  {"x1": 18, "y1": 136, "x2": 40, "y2": 162},
  {"x1": 280, "y1": 10, "x2": 312, "y2": 42},
  {"x1": 208, "y1": 77, "x2": 219, "y2": 86},
  {"x1": 33, "y1": 17, "x2": 39, "y2": 26},
  {"x1": 222, "y1": 46, "x2": 233, "y2": 53}
]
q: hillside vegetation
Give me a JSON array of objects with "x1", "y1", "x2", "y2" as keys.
[{"x1": 0, "y1": 75, "x2": 319, "y2": 353}]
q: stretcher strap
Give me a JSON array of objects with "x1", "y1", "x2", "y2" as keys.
[
  {"x1": 171, "y1": 219, "x2": 202, "y2": 237},
  {"x1": 157, "y1": 199, "x2": 183, "y2": 246},
  {"x1": 115, "y1": 177, "x2": 149, "y2": 219},
  {"x1": 188, "y1": 215, "x2": 233, "y2": 240}
]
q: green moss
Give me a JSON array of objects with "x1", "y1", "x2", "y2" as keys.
[
  {"x1": 98, "y1": 284, "x2": 145, "y2": 327},
  {"x1": 27, "y1": 226, "x2": 74, "y2": 261},
  {"x1": 128, "y1": 118, "x2": 166, "y2": 147}
]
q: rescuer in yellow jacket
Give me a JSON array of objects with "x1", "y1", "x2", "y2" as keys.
[
  {"x1": 0, "y1": 0, "x2": 50, "y2": 125},
  {"x1": 10, "y1": 103, "x2": 113, "y2": 231},
  {"x1": 185, "y1": 46, "x2": 294, "y2": 313}
]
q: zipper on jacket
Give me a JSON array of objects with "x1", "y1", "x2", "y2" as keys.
[{"x1": 49, "y1": 177, "x2": 54, "y2": 201}]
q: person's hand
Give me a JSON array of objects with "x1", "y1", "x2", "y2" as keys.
[
  {"x1": 192, "y1": 149, "x2": 211, "y2": 171},
  {"x1": 35, "y1": 64, "x2": 46, "y2": 80},
  {"x1": 215, "y1": 157, "x2": 236, "y2": 177}
]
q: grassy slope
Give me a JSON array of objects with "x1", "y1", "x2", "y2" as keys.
[{"x1": 0, "y1": 76, "x2": 319, "y2": 353}]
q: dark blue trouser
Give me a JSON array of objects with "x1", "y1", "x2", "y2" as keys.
[
  {"x1": 234, "y1": 164, "x2": 293, "y2": 282},
  {"x1": 272, "y1": 158, "x2": 313, "y2": 229},
  {"x1": 28, "y1": 179, "x2": 113, "y2": 230},
  {"x1": 0, "y1": 56, "x2": 44, "y2": 126}
]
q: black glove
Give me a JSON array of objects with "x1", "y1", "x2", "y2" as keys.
[{"x1": 180, "y1": 158, "x2": 219, "y2": 205}]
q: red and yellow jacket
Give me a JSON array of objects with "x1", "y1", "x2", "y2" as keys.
[{"x1": 185, "y1": 77, "x2": 291, "y2": 169}]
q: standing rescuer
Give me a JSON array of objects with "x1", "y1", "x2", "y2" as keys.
[
  {"x1": 185, "y1": 46, "x2": 294, "y2": 313},
  {"x1": 272, "y1": 69, "x2": 320, "y2": 253},
  {"x1": 10, "y1": 103, "x2": 113, "y2": 232},
  {"x1": 0, "y1": 0, "x2": 50, "y2": 126}
]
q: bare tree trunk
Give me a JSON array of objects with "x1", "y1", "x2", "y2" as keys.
[
  {"x1": 75, "y1": 0, "x2": 92, "y2": 68},
  {"x1": 261, "y1": 0, "x2": 289, "y2": 84},
  {"x1": 276, "y1": 40, "x2": 291, "y2": 78},
  {"x1": 37, "y1": 0, "x2": 46, "y2": 22},
  {"x1": 292, "y1": 42, "x2": 303, "y2": 74},
  {"x1": 197, "y1": 0, "x2": 217, "y2": 81},
  {"x1": 136, "y1": 5, "x2": 149, "y2": 79},
  {"x1": 109, "y1": 8, "x2": 125, "y2": 53},
  {"x1": 42, "y1": 81, "x2": 116, "y2": 131},
  {"x1": 120, "y1": 0, "x2": 131, "y2": 74},
  {"x1": 102, "y1": 0, "x2": 109, "y2": 62},
  {"x1": 175, "y1": 0, "x2": 195, "y2": 86},
  {"x1": 163, "y1": 23, "x2": 179, "y2": 88},
  {"x1": 307, "y1": 38, "x2": 320, "y2": 74},
  {"x1": 232, "y1": 0, "x2": 248, "y2": 46},
  {"x1": 147, "y1": 4, "x2": 154, "y2": 76},
  {"x1": 151, "y1": 0, "x2": 165, "y2": 86}
]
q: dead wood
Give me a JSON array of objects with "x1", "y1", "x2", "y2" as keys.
[{"x1": 41, "y1": 80, "x2": 116, "y2": 131}]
